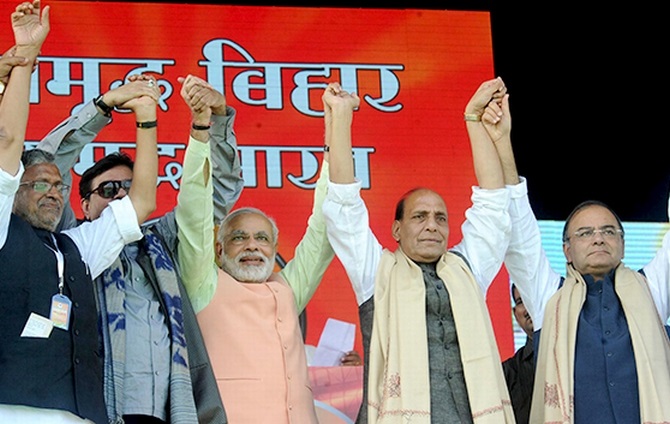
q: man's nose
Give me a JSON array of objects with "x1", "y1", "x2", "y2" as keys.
[{"x1": 114, "y1": 187, "x2": 129, "y2": 200}]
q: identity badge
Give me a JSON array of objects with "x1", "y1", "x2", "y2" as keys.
[{"x1": 50, "y1": 293, "x2": 72, "y2": 331}]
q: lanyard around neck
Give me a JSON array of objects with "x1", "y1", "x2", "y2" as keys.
[{"x1": 43, "y1": 234, "x2": 65, "y2": 295}]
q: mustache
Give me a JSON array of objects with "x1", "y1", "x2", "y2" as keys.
[{"x1": 236, "y1": 250, "x2": 269, "y2": 263}]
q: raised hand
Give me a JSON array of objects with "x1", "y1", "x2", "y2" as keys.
[
  {"x1": 178, "y1": 74, "x2": 225, "y2": 116},
  {"x1": 102, "y1": 74, "x2": 162, "y2": 109},
  {"x1": 11, "y1": 1, "x2": 50, "y2": 53},
  {"x1": 464, "y1": 76, "x2": 506, "y2": 119},
  {"x1": 321, "y1": 82, "x2": 360, "y2": 112},
  {"x1": 482, "y1": 93, "x2": 511, "y2": 144},
  {"x1": 119, "y1": 75, "x2": 160, "y2": 122}
]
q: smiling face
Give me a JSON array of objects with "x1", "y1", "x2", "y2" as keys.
[
  {"x1": 563, "y1": 204, "x2": 625, "y2": 280},
  {"x1": 392, "y1": 188, "x2": 449, "y2": 263},
  {"x1": 13, "y1": 163, "x2": 64, "y2": 231},
  {"x1": 217, "y1": 211, "x2": 277, "y2": 283}
]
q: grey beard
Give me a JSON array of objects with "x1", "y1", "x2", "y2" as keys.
[{"x1": 220, "y1": 251, "x2": 275, "y2": 283}]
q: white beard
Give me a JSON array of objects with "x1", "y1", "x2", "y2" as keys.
[{"x1": 220, "y1": 250, "x2": 275, "y2": 283}]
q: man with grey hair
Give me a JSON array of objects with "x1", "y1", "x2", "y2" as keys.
[
  {"x1": 216, "y1": 207, "x2": 279, "y2": 282},
  {"x1": 193, "y1": 94, "x2": 337, "y2": 422},
  {"x1": 0, "y1": 3, "x2": 157, "y2": 423}
]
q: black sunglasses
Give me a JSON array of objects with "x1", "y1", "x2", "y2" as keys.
[{"x1": 84, "y1": 179, "x2": 132, "y2": 199}]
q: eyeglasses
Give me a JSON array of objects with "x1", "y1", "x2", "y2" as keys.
[
  {"x1": 569, "y1": 226, "x2": 624, "y2": 241},
  {"x1": 84, "y1": 179, "x2": 132, "y2": 199},
  {"x1": 19, "y1": 181, "x2": 70, "y2": 196}
]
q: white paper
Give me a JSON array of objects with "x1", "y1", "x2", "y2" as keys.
[
  {"x1": 21, "y1": 312, "x2": 54, "y2": 338},
  {"x1": 311, "y1": 318, "x2": 356, "y2": 366}
]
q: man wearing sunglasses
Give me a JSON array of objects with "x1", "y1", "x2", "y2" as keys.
[
  {"x1": 0, "y1": 3, "x2": 158, "y2": 423},
  {"x1": 36, "y1": 73, "x2": 241, "y2": 424}
]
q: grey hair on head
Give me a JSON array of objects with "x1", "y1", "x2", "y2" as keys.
[
  {"x1": 217, "y1": 207, "x2": 279, "y2": 245},
  {"x1": 21, "y1": 148, "x2": 55, "y2": 168}
]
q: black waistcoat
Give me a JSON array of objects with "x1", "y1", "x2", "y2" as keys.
[{"x1": 0, "y1": 214, "x2": 108, "y2": 424}]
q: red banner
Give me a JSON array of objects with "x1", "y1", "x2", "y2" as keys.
[{"x1": 1, "y1": 1, "x2": 512, "y2": 358}]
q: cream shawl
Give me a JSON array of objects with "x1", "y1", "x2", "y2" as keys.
[
  {"x1": 532, "y1": 263, "x2": 670, "y2": 424},
  {"x1": 368, "y1": 248, "x2": 515, "y2": 423}
]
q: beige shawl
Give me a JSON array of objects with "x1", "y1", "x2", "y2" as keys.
[
  {"x1": 532, "y1": 263, "x2": 670, "y2": 424},
  {"x1": 368, "y1": 248, "x2": 515, "y2": 423}
]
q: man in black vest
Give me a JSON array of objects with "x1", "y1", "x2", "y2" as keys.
[{"x1": 0, "y1": 2, "x2": 159, "y2": 422}]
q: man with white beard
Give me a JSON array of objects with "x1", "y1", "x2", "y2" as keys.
[{"x1": 195, "y1": 176, "x2": 334, "y2": 423}]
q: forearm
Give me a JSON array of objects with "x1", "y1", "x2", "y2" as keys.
[
  {"x1": 176, "y1": 137, "x2": 217, "y2": 312},
  {"x1": 37, "y1": 100, "x2": 110, "y2": 182},
  {"x1": 495, "y1": 134, "x2": 520, "y2": 185},
  {"x1": 210, "y1": 109, "x2": 243, "y2": 224},
  {"x1": 328, "y1": 105, "x2": 355, "y2": 184},
  {"x1": 128, "y1": 114, "x2": 158, "y2": 224},
  {"x1": 467, "y1": 120, "x2": 504, "y2": 189},
  {"x1": 0, "y1": 54, "x2": 35, "y2": 173}
]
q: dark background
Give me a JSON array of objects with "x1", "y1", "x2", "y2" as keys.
[{"x1": 104, "y1": 0, "x2": 669, "y2": 222}]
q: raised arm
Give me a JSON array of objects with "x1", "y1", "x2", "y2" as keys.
[
  {"x1": 451, "y1": 77, "x2": 512, "y2": 293},
  {"x1": 277, "y1": 83, "x2": 363, "y2": 310},
  {"x1": 481, "y1": 82, "x2": 561, "y2": 326},
  {"x1": 119, "y1": 76, "x2": 160, "y2": 224},
  {"x1": 37, "y1": 75, "x2": 158, "y2": 230},
  {"x1": 321, "y1": 83, "x2": 381, "y2": 306},
  {"x1": 322, "y1": 82, "x2": 359, "y2": 184},
  {"x1": 173, "y1": 74, "x2": 218, "y2": 311},
  {"x1": 464, "y1": 77, "x2": 506, "y2": 190},
  {"x1": 0, "y1": 1, "x2": 49, "y2": 174}
]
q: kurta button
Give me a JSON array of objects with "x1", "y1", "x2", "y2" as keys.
[
  {"x1": 74, "y1": 329, "x2": 80, "y2": 336},
  {"x1": 278, "y1": 317, "x2": 283, "y2": 322},
  {"x1": 75, "y1": 358, "x2": 80, "y2": 364},
  {"x1": 447, "y1": 372, "x2": 453, "y2": 379},
  {"x1": 74, "y1": 302, "x2": 79, "y2": 308},
  {"x1": 605, "y1": 330, "x2": 611, "y2": 335},
  {"x1": 284, "y1": 345, "x2": 288, "y2": 350},
  {"x1": 69, "y1": 276, "x2": 75, "y2": 281},
  {"x1": 607, "y1": 352, "x2": 613, "y2": 357},
  {"x1": 287, "y1": 374, "x2": 291, "y2": 380},
  {"x1": 436, "y1": 284, "x2": 443, "y2": 290}
]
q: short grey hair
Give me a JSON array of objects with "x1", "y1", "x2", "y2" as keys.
[
  {"x1": 21, "y1": 148, "x2": 55, "y2": 168},
  {"x1": 217, "y1": 207, "x2": 279, "y2": 246}
]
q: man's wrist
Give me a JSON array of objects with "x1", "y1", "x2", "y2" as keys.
[{"x1": 95, "y1": 94, "x2": 113, "y2": 117}]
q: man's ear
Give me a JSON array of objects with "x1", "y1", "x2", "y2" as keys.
[
  {"x1": 391, "y1": 220, "x2": 401, "y2": 243},
  {"x1": 80, "y1": 197, "x2": 92, "y2": 220}
]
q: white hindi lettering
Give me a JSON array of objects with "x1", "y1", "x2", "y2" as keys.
[
  {"x1": 39, "y1": 56, "x2": 175, "y2": 114},
  {"x1": 27, "y1": 42, "x2": 395, "y2": 191},
  {"x1": 24, "y1": 142, "x2": 374, "y2": 190},
  {"x1": 199, "y1": 38, "x2": 404, "y2": 116}
]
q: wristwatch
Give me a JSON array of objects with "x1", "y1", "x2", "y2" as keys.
[{"x1": 94, "y1": 94, "x2": 113, "y2": 117}]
